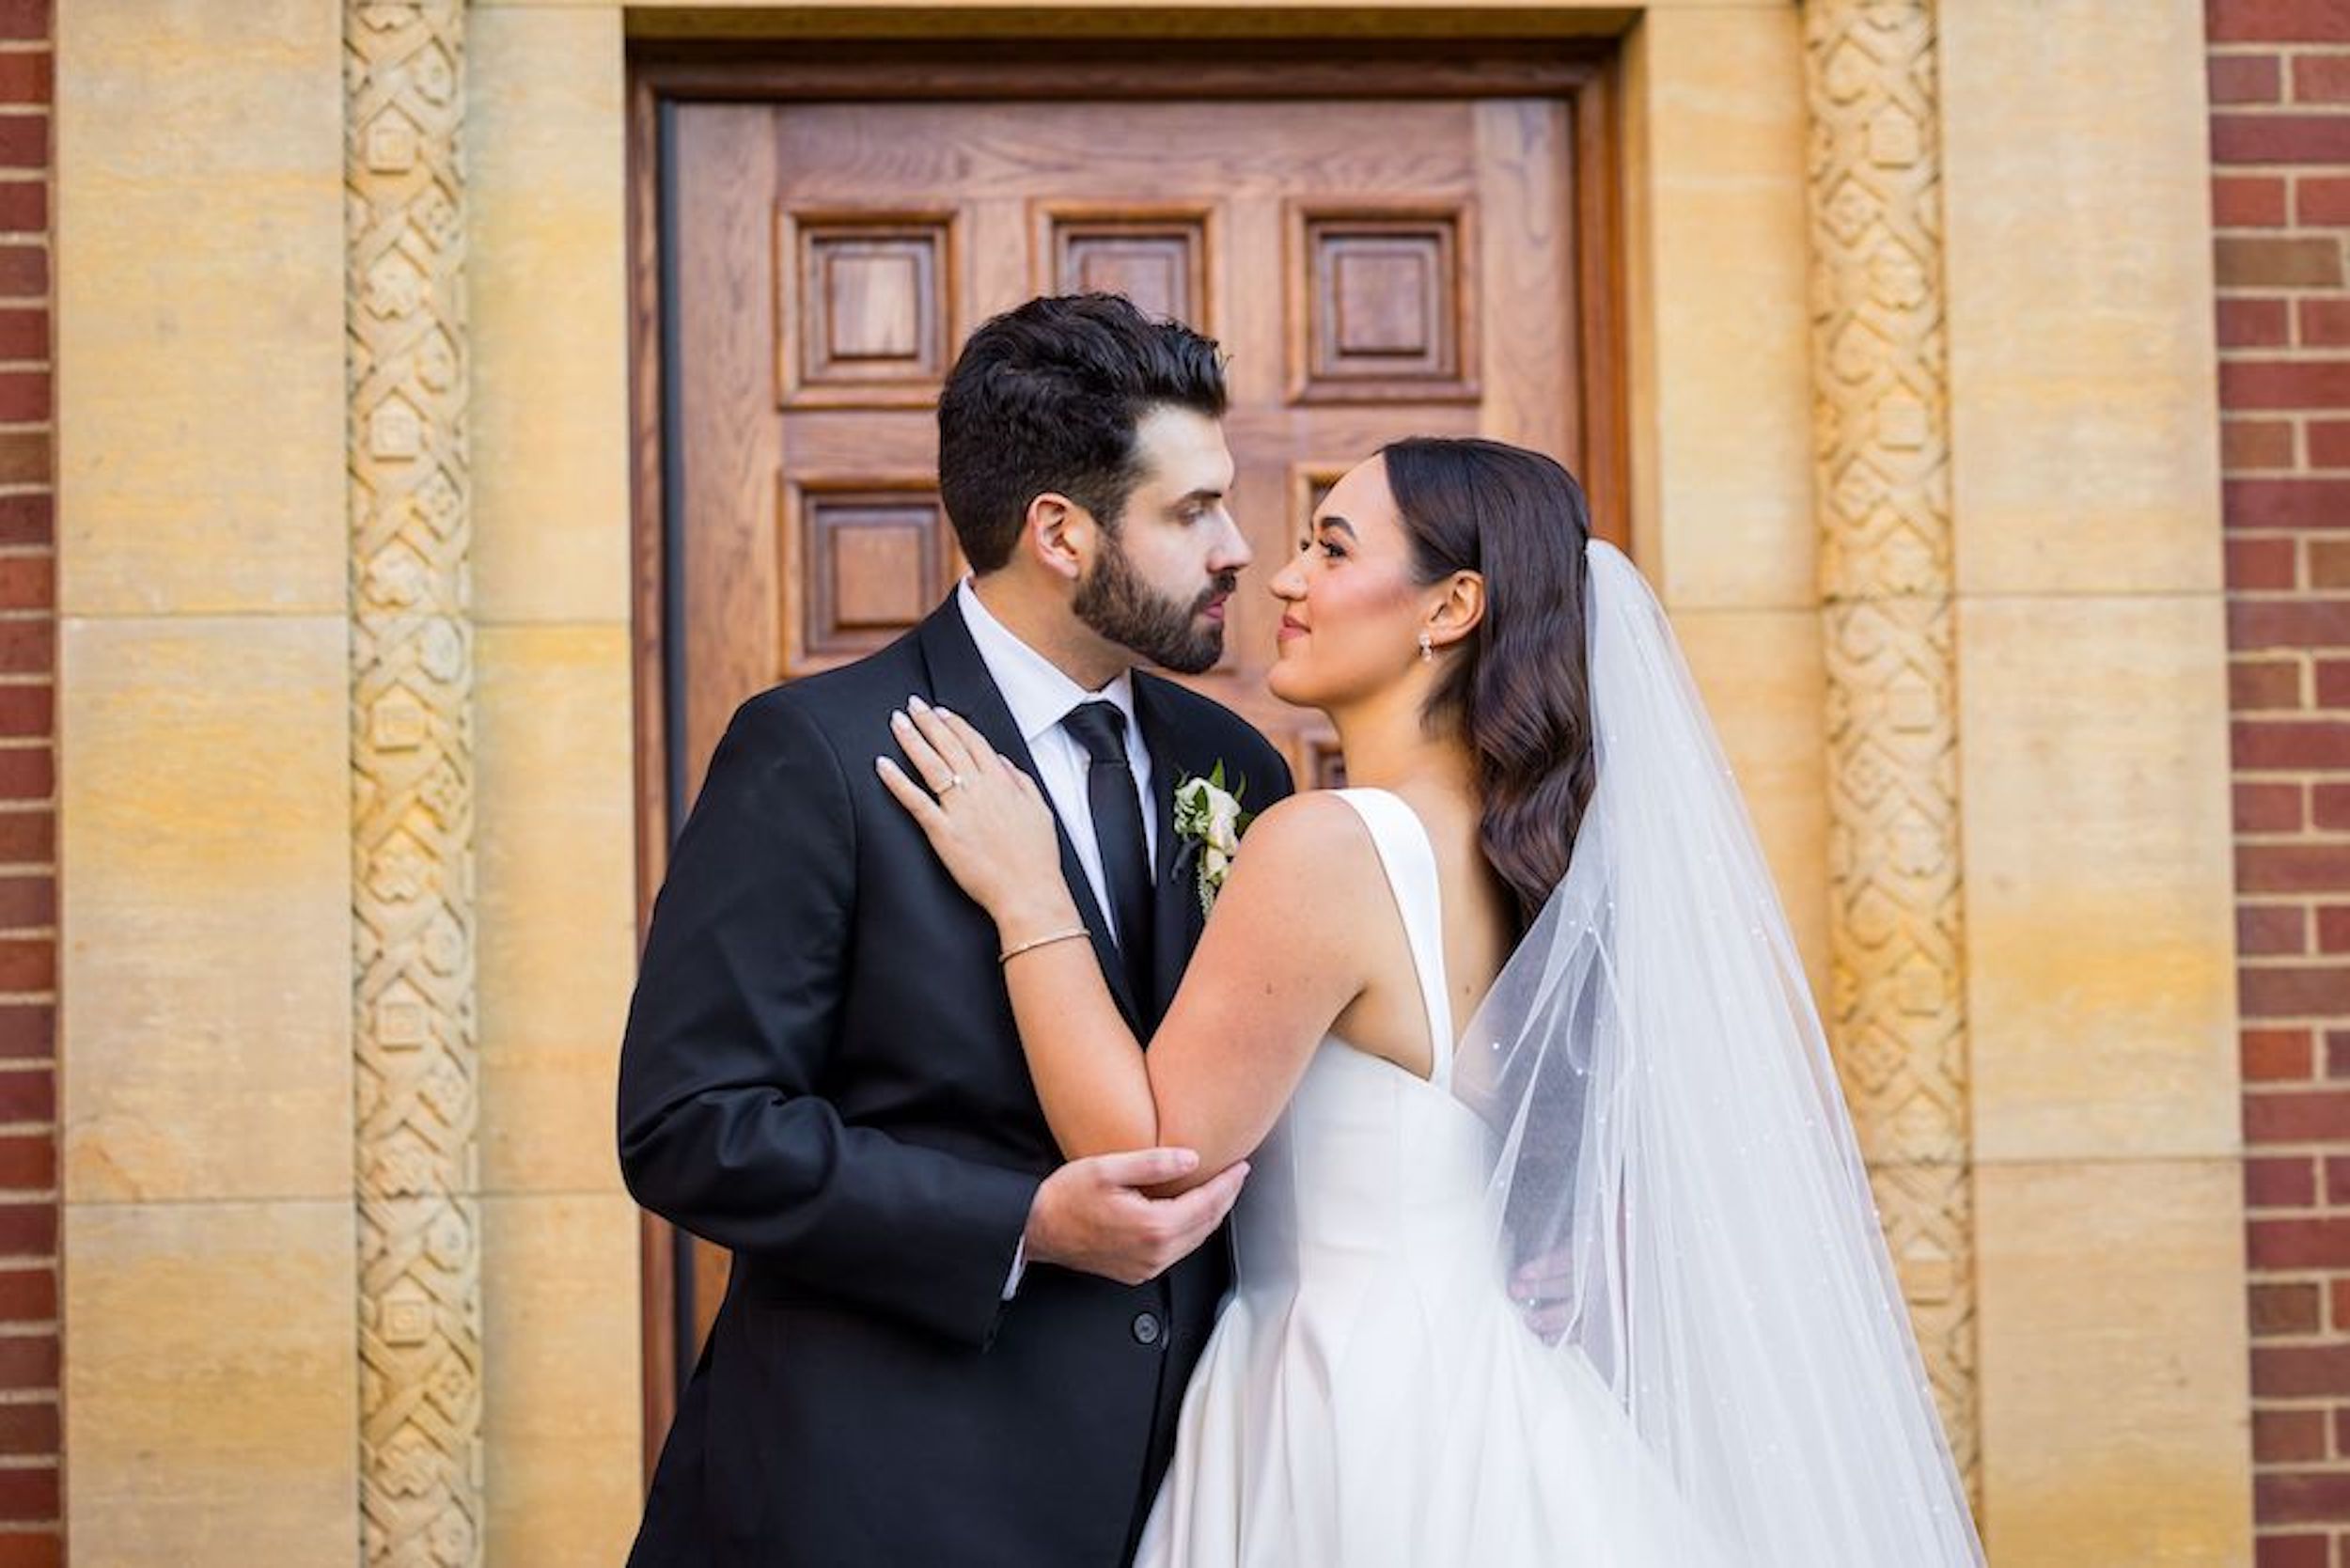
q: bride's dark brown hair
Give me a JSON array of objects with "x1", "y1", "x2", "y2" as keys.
[{"x1": 1380, "y1": 436, "x2": 1596, "y2": 931}]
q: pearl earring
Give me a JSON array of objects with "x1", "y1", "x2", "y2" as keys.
[{"x1": 1418, "y1": 630, "x2": 1434, "y2": 663}]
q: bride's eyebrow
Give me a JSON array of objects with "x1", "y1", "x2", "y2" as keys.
[{"x1": 1315, "y1": 516, "x2": 1358, "y2": 541}]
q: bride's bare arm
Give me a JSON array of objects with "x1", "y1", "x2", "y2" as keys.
[
  {"x1": 1006, "y1": 795, "x2": 1371, "y2": 1173},
  {"x1": 880, "y1": 702, "x2": 1374, "y2": 1188}
]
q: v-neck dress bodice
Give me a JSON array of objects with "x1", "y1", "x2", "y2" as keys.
[{"x1": 1132, "y1": 789, "x2": 1726, "y2": 1567}]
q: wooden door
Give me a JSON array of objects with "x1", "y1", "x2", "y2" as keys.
[{"x1": 635, "y1": 44, "x2": 1622, "y2": 1411}]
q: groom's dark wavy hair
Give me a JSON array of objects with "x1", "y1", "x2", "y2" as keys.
[
  {"x1": 1383, "y1": 437, "x2": 1598, "y2": 932},
  {"x1": 937, "y1": 294, "x2": 1229, "y2": 573}
]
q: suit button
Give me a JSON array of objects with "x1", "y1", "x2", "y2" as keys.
[{"x1": 1131, "y1": 1311, "x2": 1162, "y2": 1346}]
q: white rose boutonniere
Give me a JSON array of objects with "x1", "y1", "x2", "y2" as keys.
[{"x1": 1172, "y1": 762, "x2": 1255, "y2": 918}]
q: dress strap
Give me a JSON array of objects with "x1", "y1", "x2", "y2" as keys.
[{"x1": 1331, "y1": 789, "x2": 1454, "y2": 1088}]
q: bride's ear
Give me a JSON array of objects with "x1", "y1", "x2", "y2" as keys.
[{"x1": 1426, "y1": 571, "x2": 1485, "y2": 651}]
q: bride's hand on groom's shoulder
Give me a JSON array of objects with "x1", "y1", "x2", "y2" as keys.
[
  {"x1": 878, "y1": 697, "x2": 1069, "y2": 927},
  {"x1": 1024, "y1": 1147, "x2": 1250, "y2": 1287}
]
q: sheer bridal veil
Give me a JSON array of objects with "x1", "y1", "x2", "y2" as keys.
[{"x1": 1454, "y1": 541, "x2": 1985, "y2": 1565}]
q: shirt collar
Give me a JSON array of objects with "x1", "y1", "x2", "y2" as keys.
[{"x1": 955, "y1": 577, "x2": 1138, "y2": 747}]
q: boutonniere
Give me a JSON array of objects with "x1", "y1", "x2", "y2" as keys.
[{"x1": 1172, "y1": 762, "x2": 1256, "y2": 918}]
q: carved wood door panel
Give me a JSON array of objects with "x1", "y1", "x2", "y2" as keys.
[{"x1": 652, "y1": 67, "x2": 1615, "y2": 1370}]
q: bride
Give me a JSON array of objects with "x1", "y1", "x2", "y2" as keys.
[{"x1": 879, "y1": 436, "x2": 1984, "y2": 1565}]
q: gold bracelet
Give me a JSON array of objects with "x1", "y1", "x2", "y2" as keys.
[{"x1": 998, "y1": 927, "x2": 1089, "y2": 965}]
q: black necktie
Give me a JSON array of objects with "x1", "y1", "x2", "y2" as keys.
[{"x1": 1062, "y1": 700, "x2": 1155, "y2": 1010}]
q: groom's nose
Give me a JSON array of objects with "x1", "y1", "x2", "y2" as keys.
[{"x1": 1206, "y1": 511, "x2": 1251, "y2": 574}]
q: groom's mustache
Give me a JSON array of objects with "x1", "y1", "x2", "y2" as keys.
[{"x1": 1194, "y1": 572, "x2": 1238, "y2": 611}]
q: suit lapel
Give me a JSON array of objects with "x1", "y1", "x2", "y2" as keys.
[
  {"x1": 915, "y1": 599, "x2": 1143, "y2": 1027},
  {"x1": 1135, "y1": 676, "x2": 1209, "y2": 1027}
]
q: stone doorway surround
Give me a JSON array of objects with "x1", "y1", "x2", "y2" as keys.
[{"x1": 55, "y1": 2, "x2": 2247, "y2": 1564}]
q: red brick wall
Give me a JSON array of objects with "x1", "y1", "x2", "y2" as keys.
[
  {"x1": 0, "y1": 0, "x2": 54, "y2": 1561},
  {"x1": 2212, "y1": 3, "x2": 2350, "y2": 1564}
]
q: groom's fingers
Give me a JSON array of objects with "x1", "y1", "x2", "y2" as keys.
[
  {"x1": 1152, "y1": 1160, "x2": 1249, "y2": 1247},
  {"x1": 1188, "y1": 1160, "x2": 1249, "y2": 1220},
  {"x1": 1085, "y1": 1146, "x2": 1202, "y2": 1190}
]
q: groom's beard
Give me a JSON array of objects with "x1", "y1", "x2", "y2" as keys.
[{"x1": 1073, "y1": 537, "x2": 1230, "y2": 675}]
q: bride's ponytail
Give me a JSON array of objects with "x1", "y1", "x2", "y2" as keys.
[{"x1": 1381, "y1": 438, "x2": 1597, "y2": 931}]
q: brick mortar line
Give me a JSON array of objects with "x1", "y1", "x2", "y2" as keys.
[
  {"x1": 2218, "y1": 1128, "x2": 2350, "y2": 1142},
  {"x1": 2212, "y1": 160, "x2": 2350, "y2": 173},
  {"x1": 2212, "y1": 342, "x2": 2350, "y2": 354},
  {"x1": 2230, "y1": 828, "x2": 2350, "y2": 839}
]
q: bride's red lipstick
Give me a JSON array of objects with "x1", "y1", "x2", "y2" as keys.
[{"x1": 1277, "y1": 616, "x2": 1308, "y2": 643}]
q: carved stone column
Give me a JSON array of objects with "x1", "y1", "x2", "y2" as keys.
[
  {"x1": 1800, "y1": 0, "x2": 1978, "y2": 1494},
  {"x1": 345, "y1": 2, "x2": 483, "y2": 1562}
]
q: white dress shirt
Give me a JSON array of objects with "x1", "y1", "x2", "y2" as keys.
[
  {"x1": 957, "y1": 580, "x2": 1162, "y2": 1302},
  {"x1": 955, "y1": 578, "x2": 1158, "y2": 937}
]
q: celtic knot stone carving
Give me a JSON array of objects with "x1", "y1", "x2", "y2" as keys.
[
  {"x1": 1801, "y1": 0, "x2": 1978, "y2": 1497},
  {"x1": 346, "y1": 2, "x2": 481, "y2": 1562}
]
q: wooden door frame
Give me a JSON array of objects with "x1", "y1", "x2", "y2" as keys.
[{"x1": 624, "y1": 33, "x2": 1628, "y2": 1467}]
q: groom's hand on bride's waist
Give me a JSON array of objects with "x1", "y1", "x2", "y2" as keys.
[
  {"x1": 1022, "y1": 1148, "x2": 1250, "y2": 1288},
  {"x1": 1512, "y1": 1251, "x2": 1575, "y2": 1345}
]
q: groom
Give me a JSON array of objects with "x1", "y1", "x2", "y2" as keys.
[{"x1": 618, "y1": 294, "x2": 1292, "y2": 1565}]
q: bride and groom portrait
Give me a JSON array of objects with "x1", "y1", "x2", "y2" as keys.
[{"x1": 616, "y1": 291, "x2": 1985, "y2": 1565}]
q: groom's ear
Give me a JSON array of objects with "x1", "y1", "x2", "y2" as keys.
[{"x1": 1024, "y1": 491, "x2": 1095, "y2": 585}]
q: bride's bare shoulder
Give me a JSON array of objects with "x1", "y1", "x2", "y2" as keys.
[
  {"x1": 1236, "y1": 789, "x2": 1372, "y2": 854},
  {"x1": 1217, "y1": 792, "x2": 1386, "y2": 918}
]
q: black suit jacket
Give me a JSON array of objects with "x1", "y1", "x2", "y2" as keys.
[{"x1": 619, "y1": 597, "x2": 1292, "y2": 1567}]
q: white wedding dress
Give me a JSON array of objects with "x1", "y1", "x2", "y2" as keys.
[{"x1": 1134, "y1": 788, "x2": 1730, "y2": 1567}]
